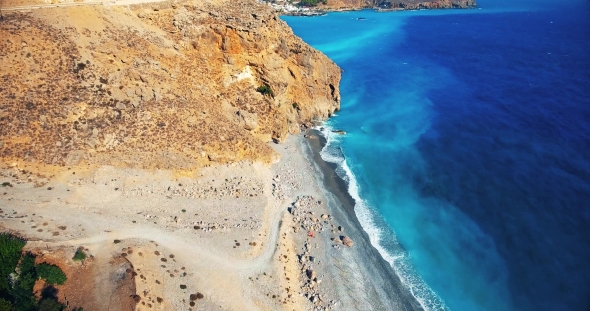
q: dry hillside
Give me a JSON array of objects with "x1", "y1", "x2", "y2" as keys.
[{"x1": 0, "y1": 0, "x2": 341, "y2": 170}]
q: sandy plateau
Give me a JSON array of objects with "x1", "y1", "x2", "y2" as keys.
[{"x1": 0, "y1": 135, "x2": 396, "y2": 311}]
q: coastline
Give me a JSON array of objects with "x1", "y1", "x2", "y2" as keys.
[
  {"x1": 273, "y1": 3, "x2": 477, "y2": 16},
  {"x1": 300, "y1": 130, "x2": 423, "y2": 310}
]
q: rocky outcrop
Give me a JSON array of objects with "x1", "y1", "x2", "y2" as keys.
[
  {"x1": 373, "y1": 0, "x2": 477, "y2": 10},
  {"x1": 275, "y1": 0, "x2": 476, "y2": 13},
  {"x1": 0, "y1": 0, "x2": 341, "y2": 169}
]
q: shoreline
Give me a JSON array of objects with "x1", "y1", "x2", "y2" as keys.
[
  {"x1": 275, "y1": 5, "x2": 478, "y2": 17},
  {"x1": 300, "y1": 130, "x2": 424, "y2": 310}
]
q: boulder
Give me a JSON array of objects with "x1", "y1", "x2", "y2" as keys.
[
  {"x1": 306, "y1": 269, "x2": 316, "y2": 279},
  {"x1": 341, "y1": 236, "x2": 354, "y2": 247},
  {"x1": 237, "y1": 110, "x2": 258, "y2": 131}
]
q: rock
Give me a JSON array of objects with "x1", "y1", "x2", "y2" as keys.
[
  {"x1": 153, "y1": 89, "x2": 162, "y2": 102},
  {"x1": 338, "y1": 226, "x2": 344, "y2": 232},
  {"x1": 116, "y1": 102, "x2": 126, "y2": 110},
  {"x1": 64, "y1": 150, "x2": 85, "y2": 166},
  {"x1": 236, "y1": 110, "x2": 258, "y2": 131},
  {"x1": 128, "y1": 69, "x2": 141, "y2": 81},
  {"x1": 306, "y1": 269, "x2": 316, "y2": 279},
  {"x1": 341, "y1": 236, "x2": 354, "y2": 247},
  {"x1": 321, "y1": 214, "x2": 328, "y2": 219},
  {"x1": 190, "y1": 293, "x2": 204, "y2": 300}
]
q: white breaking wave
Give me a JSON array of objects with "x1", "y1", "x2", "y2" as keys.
[{"x1": 315, "y1": 125, "x2": 450, "y2": 311}]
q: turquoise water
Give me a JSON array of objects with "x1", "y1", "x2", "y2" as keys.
[{"x1": 283, "y1": 1, "x2": 590, "y2": 310}]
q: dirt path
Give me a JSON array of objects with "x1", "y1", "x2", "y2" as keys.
[
  {"x1": 0, "y1": 136, "x2": 338, "y2": 310},
  {"x1": 23, "y1": 203, "x2": 287, "y2": 274}
]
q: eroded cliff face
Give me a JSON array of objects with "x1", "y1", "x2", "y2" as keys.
[{"x1": 0, "y1": 0, "x2": 341, "y2": 170}]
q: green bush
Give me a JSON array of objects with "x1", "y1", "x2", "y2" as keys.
[
  {"x1": 13, "y1": 253, "x2": 38, "y2": 311},
  {"x1": 0, "y1": 234, "x2": 69, "y2": 311},
  {"x1": 299, "y1": 0, "x2": 327, "y2": 7},
  {"x1": 256, "y1": 84, "x2": 274, "y2": 97},
  {"x1": 36, "y1": 264, "x2": 66, "y2": 285},
  {"x1": 38, "y1": 298, "x2": 64, "y2": 311},
  {"x1": 72, "y1": 249, "x2": 86, "y2": 261},
  {"x1": 0, "y1": 234, "x2": 26, "y2": 291},
  {"x1": 0, "y1": 298, "x2": 12, "y2": 311}
]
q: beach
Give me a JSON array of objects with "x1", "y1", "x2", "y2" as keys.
[
  {"x1": 0, "y1": 131, "x2": 420, "y2": 310},
  {"x1": 302, "y1": 130, "x2": 423, "y2": 310}
]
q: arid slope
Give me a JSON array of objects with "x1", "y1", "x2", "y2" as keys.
[{"x1": 0, "y1": 0, "x2": 341, "y2": 170}]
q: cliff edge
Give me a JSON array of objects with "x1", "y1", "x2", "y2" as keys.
[{"x1": 0, "y1": 0, "x2": 341, "y2": 170}]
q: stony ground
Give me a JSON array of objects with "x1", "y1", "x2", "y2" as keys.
[{"x1": 0, "y1": 135, "x2": 363, "y2": 311}]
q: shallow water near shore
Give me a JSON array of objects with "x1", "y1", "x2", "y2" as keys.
[{"x1": 284, "y1": 2, "x2": 590, "y2": 311}]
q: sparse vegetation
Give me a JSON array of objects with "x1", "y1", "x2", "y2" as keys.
[
  {"x1": 256, "y1": 84, "x2": 274, "y2": 97},
  {"x1": 292, "y1": 103, "x2": 300, "y2": 111},
  {"x1": 1, "y1": 182, "x2": 12, "y2": 187},
  {"x1": 72, "y1": 249, "x2": 86, "y2": 261}
]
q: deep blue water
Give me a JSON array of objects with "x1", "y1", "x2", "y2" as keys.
[{"x1": 283, "y1": 1, "x2": 590, "y2": 311}]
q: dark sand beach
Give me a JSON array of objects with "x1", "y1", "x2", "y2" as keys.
[{"x1": 302, "y1": 129, "x2": 423, "y2": 311}]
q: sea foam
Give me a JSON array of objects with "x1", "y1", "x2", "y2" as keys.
[{"x1": 316, "y1": 125, "x2": 449, "y2": 311}]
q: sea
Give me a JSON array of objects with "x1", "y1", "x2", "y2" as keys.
[{"x1": 283, "y1": 1, "x2": 590, "y2": 310}]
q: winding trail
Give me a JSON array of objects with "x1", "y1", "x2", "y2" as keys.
[{"x1": 23, "y1": 201, "x2": 287, "y2": 274}]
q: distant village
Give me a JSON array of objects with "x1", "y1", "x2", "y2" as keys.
[{"x1": 259, "y1": 0, "x2": 328, "y2": 16}]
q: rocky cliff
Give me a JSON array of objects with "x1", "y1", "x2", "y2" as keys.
[
  {"x1": 372, "y1": 0, "x2": 477, "y2": 10},
  {"x1": 0, "y1": 0, "x2": 341, "y2": 170}
]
